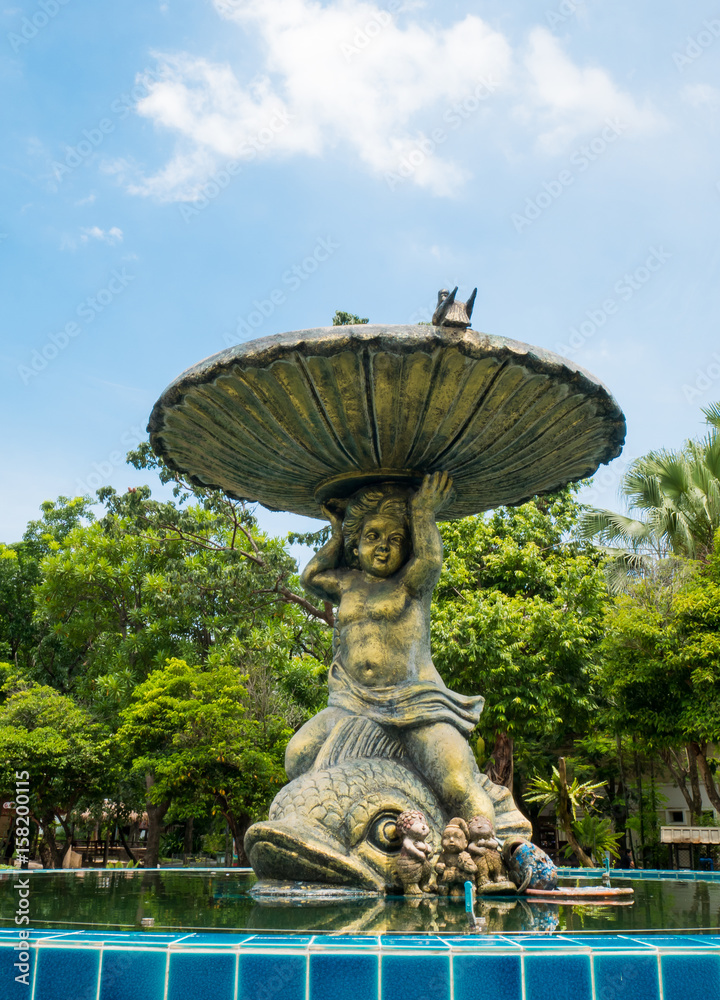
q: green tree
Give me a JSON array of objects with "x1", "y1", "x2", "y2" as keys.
[
  {"x1": 526, "y1": 757, "x2": 606, "y2": 867},
  {"x1": 332, "y1": 310, "x2": 369, "y2": 325},
  {"x1": 0, "y1": 671, "x2": 112, "y2": 867},
  {"x1": 579, "y1": 403, "x2": 720, "y2": 587},
  {"x1": 117, "y1": 657, "x2": 292, "y2": 865},
  {"x1": 599, "y1": 536, "x2": 720, "y2": 822},
  {"x1": 432, "y1": 488, "x2": 608, "y2": 791},
  {"x1": 12, "y1": 466, "x2": 332, "y2": 864},
  {"x1": 0, "y1": 497, "x2": 93, "y2": 683}
]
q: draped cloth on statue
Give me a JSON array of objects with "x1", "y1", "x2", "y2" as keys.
[{"x1": 327, "y1": 660, "x2": 484, "y2": 736}]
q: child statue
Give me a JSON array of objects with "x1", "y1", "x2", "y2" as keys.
[
  {"x1": 393, "y1": 810, "x2": 434, "y2": 895},
  {"x1": 285, "y1": 472, "x2": 497, "y2": 824},
  {"x1": 435, "y1": 817, "x2": 477, "y2": 895}
]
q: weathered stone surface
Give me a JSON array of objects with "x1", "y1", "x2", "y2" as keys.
[{"x1": 148, "y1": 324, "x2": 626, "y2": 520}]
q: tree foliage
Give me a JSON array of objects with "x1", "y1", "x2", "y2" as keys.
[
  {"x1": 0, "y1": 669, "x2": 112, "y2": 866},
  {"x1": 579, "y1": 403, "x2": 720, "y2": 588},
  {"x1": 332, "y1": 310, "x2": 369, "y2": 325},
  {"x1": 599, "y1": 534, "x2": 720, "y2": 818},
  {"x1": 116, "y1": 657, "x2": 292, "y2": 864},
  {"x1": 432, "y1": 488, "x2": 608, "y2": 787}
]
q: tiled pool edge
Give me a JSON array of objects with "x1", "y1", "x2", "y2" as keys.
[{"x1": 3, "y1": 931, "x2": 720, "y2": 1000}]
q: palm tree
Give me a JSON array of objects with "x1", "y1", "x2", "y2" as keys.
[
  {"x1": 526, "y1": 758, "x2": 606, "y2": 868},
  {"x1": 578, "y1": 404, "x2": 720, "y2": 590}
]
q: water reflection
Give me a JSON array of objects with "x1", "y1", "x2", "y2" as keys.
[
  {"x1": 242, "y1": 894, "x2": 560, "y2": 935},
  {"x1": 0, "y1": 871, "x2": 718, "y2": 935}
]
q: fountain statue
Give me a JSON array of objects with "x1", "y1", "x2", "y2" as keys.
[{"x1": 148, "y1": 293, "x2": 625, "y2": 893}]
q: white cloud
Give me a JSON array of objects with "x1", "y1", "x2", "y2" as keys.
[
  {"x1": 520, "y1": 28, "x2": 665, "y2": 154},
  {"x1": 74, "y1": 193, "x2": 97, "y2": 206},
  {"x1": 81, "y1": 226, "x2": 123, "y2": 245},
  {"x1": 60, "y1": 226, "x2": 124, "y2": 251},
  {"x1": 681, "y1": 83, "x2": 720, "y2": 109},
  {"x1": 122, "y1": 0, "x2": 664, "y2": 200}
]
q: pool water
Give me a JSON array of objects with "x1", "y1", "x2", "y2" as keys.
[{"x1": 2, "y1": 870, "x2": 720, "y2": 935}]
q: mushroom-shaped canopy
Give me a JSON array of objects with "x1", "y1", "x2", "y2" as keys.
[{"x1": 148, "y1": 325, "x2": 625, "y2": 520}]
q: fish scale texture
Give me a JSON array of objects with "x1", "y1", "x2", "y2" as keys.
[{"x1": 269, "y1": 759, "x2": 444, "y2": 842}]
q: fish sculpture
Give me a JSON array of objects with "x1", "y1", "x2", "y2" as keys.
[{"x1": 246, "y1": 716, "x2": 532, "y2": 892}]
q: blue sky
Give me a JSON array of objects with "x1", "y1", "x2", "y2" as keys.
[{"x1": 2, "y1": 0, "x2": 720, "y2": 547}]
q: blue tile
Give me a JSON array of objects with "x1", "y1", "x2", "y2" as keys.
[
  {"x1": 310, "y1": 935, "x2": 378, "y2": 948},
  {"x1": 574, "y1": 936, "x2": 654, "y2": 951},
  {"x1": 34, "y1": 945, "x2": 100, "y2": 1000},
  {"x1": 661, "y1": 953, "x2": 720, "y2": 1000},
  {"x1": 167, "y1": 950, "x2": 236, "y2": 1000},
  {"x1": 100, "y1": 948, "x2": 167, "y2": 1000},
  {"x1": 514, "y1": 935, "x2": 586, "y2": 949},
  {"x1": 239, "y1": 953, "x2": 306, "y2": 1000},
  {"x1": 66, "y1": 931, "x2": 181, "y2": 944},
  {"x1": 524, "y1": 953, "x2": 592, "y2": 1000},
  {"x1": 382, "y1": 954, "x2": 450, "y2": 1000},
  {"x1": 684, "y1": 935, "x2": 720, "y2": 948},
  {"x1": 441, "y1": 935, "x2": 521, "y2": 950},
  {"x1": 454, "y1": 953, "x2": 522, "y2": 1000},
  {"x1": 0, "y1": 940, "x2": 35, "y2": 1000},
  {"x1": 380, "y1": 935, "x2": 449, "y2": 949},
  {"x1": 594, "y1": 954, "x2": 660, "y2": 1000},
  {"x1": 30, "y1": 931, "x2": 83, "y2": 942},
  {"x1": 632, "y1": 935, "x2": 716, "y2": 949},
  {"x1": 171, "y1": 932, "x2": 253, "y2": 947},
  {"x1": 245, "y1": 934, "x2": 312, "y2": 947},
  {"x1": 310, "y1": 952, "x2": 378, "y2": 1000}
]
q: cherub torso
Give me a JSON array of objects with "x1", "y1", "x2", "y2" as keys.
[{"x1": 335, "y1": 572, "x2": 442, "y2": 687}]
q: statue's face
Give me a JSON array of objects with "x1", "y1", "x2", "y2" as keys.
[
  {"x1": 355, "y1": 515, "x2": 409, "y2": 577},
  {"x1": 408, "y1": 816, "x2": 429, "y2": 839}
]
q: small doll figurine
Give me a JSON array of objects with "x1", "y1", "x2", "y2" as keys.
[
  {"x1": 393, "y1": 810, "x2": 434, "y2": 895},
  {"x1": 467, "y1": 816, "x2": 517, "y2": 894},
  {"x1": 435, "y1": 817, "x2": 477, "y2": 896},
  {"x1": 467, "y1": 816, "x2": 504, "y2": 887}
]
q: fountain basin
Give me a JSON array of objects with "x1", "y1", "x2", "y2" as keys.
[{"x1": 2, "y1": 869, "x2": 719, "y2": 999}]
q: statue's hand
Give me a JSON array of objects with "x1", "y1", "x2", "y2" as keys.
[
  {"x1": 412, "y1": 472, "x2": 453, "y2": 514},
  {"x1": 321, "y1": 498, "x2": 346, "y2": 534}
]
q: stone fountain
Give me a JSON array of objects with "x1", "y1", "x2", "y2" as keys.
[{"x1": 148, "y1": 292, "x2": 625, "y2": 894}]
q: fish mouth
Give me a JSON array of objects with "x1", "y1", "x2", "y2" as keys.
[{"x1": 245, "y1": 821, "x2": 384, "y2": 891}]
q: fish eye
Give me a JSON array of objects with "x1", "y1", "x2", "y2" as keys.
[{"x1": 366, "y1": 812, "x2": 402, "y2": 854}]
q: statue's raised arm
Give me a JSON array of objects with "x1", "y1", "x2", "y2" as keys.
[
  {"x1": 402, "y1": 472, "x2": 453, "y2": 596},
  {"x1": 300, "y1": 501, "x2": 347, "y2": 604}
]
